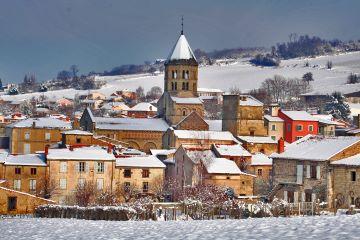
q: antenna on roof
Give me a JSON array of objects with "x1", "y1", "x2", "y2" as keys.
[{"x1": 181, "y1": 15, "x2": 184, "y2": 35}]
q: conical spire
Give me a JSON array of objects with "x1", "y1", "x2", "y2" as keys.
[{"x1": 167, "y1": 34, "x2": 196, "y2": 61}]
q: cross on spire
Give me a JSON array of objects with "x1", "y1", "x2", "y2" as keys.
[{"x1": 181, "y1": 15, "x2": 184, "y2": 35}]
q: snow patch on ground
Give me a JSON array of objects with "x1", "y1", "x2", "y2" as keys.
[{"x1": 1, "y1": 214, "x2": 360, "y2": 239}]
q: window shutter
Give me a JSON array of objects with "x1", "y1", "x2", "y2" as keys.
[
  {"x1": 103, "y1": 163, "x2": 106, "y2": 173},
  {"x1": 301, "y1": 192, "x2": 305, "y2": 202},
  {"x1": 294, "y1": 191, "x2": 299, "y2": 203},
  {"x1": 86, "y1": 162, "x2": 90, "y2": 173},
  {"x1": 311, "y1": 193, "x2": 316, "y2": 202},
  {"x1": 94, "y1": 162, "x2": 98, "y2": 173},
  {"x1": 316, "y1": 166, "x2": 321, "y2": 179},
  {"x1": 75, "y1": 163, "x2": 80, "y2": 173},
  {"x1": 296, "y1": 165, "x2": 303, "y2": 184},
  {"x1": 306, "y1": 165, "x2": 310, "y2": 178},
  {"x1": 284, "y1": 191, "x2": 288, "y2": 202}
]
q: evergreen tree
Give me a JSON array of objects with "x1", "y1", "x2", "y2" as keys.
[
  {"x1": 324, "y1": 92, "x2": 351, "y2": 120},
  {"x1": 302, "y1": 72, "x2": 314, "y2": 83}
]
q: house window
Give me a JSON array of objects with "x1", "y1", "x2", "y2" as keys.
[
  {"x1": 143, "y1": 182, "x2": 149, "y2": 193},
  {"x1": 8, "y1": 197, "x2": 17, "y2": 211},
  {"x1": 78, "y1": 178, "x2": 85, "y2": 187},
  {"x1": 308, "y1": 125, "x2": 314, "y2": 132},
  {"x1": 76, "y1": 138, "x2": 81, "y2": 144},
  {"x1": 29, "y1": 179, "x2": 36, "y2": 191},
  {"x1": 45, "y1": 132, "x2": 51, "y2": 140},
  {"x1": 351, "y1": 197, "x2": 355, "y2": 205},
  {"x1": 31, "y1": 168, "x2": 37, "y2": 175},
  {"x1": 96, "y1": 178, "x2": 104, "y2": 190},
  {"x1": 271, "y1": 124, "x2": 276, "y2": 131},
  {"x1": 60, "y1": 162, "x2": 67, "y2": 173},
  {"x1": 96, "y1": 162, "x2": 104, "y2": 173},
  {"x1": 296, "y1": 125, "x2": 303, "y2": 131},
  {"x1": 124, "y1": 182, "x2": 131, "y2": 192},
  {"x1": 271, "y1": 136, "x2": 276, "y2": 140},
  {"x1": 142, "y1": 169, "x2": 150, "y2": 178},
  {"x1": 78, "y1": 162, "x2": 86, "y2": 172},
  {"x1": 124, "y1": 169, "x2": 132, "y2": 178},
  {"x1": 24, "y1": 132, "x2": 30, "y2": 140},
  {"x1": 351, "y1": 171, "x2": 356, "y2": 182},
  {"x1": 310, "y1": 165, "x2": 317, "y2": 179},
  {"x1": 59, "y1": 178, "x2": 67, "y2": 189},
  {"x1": 13, "y1": 180, "x2": 21, "y2": 190},
  {"x1": 305, "y1": 192, "x2": 312, "y2": 202},
  {"x1": 15, "y1": 167, "x2": 21, "y2": 175}
]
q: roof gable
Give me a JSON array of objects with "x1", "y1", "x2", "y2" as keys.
[{"x1": 175, "y1": 111, "x2": 208, "y2": 131}]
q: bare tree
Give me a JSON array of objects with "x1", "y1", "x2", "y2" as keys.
[
  {"x1": 74, "y1": 181, "x2": 97, "y2": 207},
  {"x1": 115, "y1": 182, "x2": 140, "y2": 203},
  {"x1": 36, "y1": 175, "x2": 57, "y2": 199}
]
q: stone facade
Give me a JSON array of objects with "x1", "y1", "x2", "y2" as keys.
[
  {"x1": 222, "y1": 95, "x2": 267, "y2": 137},
  {"x1": 175, "y1": 111, "x2": 209, "y2": 131}
]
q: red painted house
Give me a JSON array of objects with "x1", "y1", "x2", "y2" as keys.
[{"x1": 278, "y1": 110, "x2": 319, "y2": 143}]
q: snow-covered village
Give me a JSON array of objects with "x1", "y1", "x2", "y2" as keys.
[{"x1": 1, "y1": 1, "x2": 360, "y2": 239}]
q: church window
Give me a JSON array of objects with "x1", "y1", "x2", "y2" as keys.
[
  {"x1": 183, "y1": 110, "x2": 186, "y2": 116},
  {"x1": 172, "y1": 70, "x2": 177, "y2": 79},
  {"x1": 185, "y1": 70, "x2": 189, "y2": 79},
  {"x1": 175, "y1": 82, "x2": 177, "y2": 90},
  {"x1": 186, "y1": 82, "x2": 189, "y2": 90},
  {"x1": 182, "y1": 82, "x2": 185, "y2": 90},
  {"x1": 171, "y1": 82, "x2": 174, "y2": 90},
  {"x1": 182, "y1": 70, "x2": 186, "y2": 79}
]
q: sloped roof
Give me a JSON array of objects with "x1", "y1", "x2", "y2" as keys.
[
  {"x1": 62, "y1": 130, "x2": 93, "y2": 135},
  {"x1": 115, "y1": 155, "x2": 166, "y2": 168},
  {"x1": 280, "y1": 111, "x2": 318, "y2": 121},
  {"x1": 7, "y1": 117, "x2": 71, "y2": 129},
  {"x1": 237, "y1": 136, "x2": 277, "y2": 144},
  {"x1": 94, "y1": 117, "x2": 169, "y2": 131},
  {"x1": 4, "y1": 154, "x2": 46, "y2": 166},
  {"x1": 174, "y1": 130, "x2": 235, "y2": 141},
  {"x1": 167, "y1": 34, "x2": 196, "y2": 61},
  {"x1": 203, "y1": 158, "x2": 242, "y2": 174},
  {"x1": 150, "y1": 149, "x2": 176, "y2": 156},
  {"x1": 271, "y1": 136, "x2": 360, "y2": 161},
  {"x1": 205, "y1": 120, "x2": 222, "y2": 131},
  {"x1": 331, "y1": 154, "x2": 360, "y2": 166},
  {"x1": 47, "y1": 146, "x2": 115, "y2": 161},
  {"x1": 264, "y1": 115, "x2": 284, "y2": 122},
  {"x1": 251, "y1": 153, "x2": 273, "y2": 166},
  {"x1": 128, "y1": 102, "x2": 157, "y2": 112},
  {"x1": 239, "y1": 95, "x2": 263, "y2": 107},
  {"x1": 213, "y1": 144, "x2": 251, "y2": 157}
]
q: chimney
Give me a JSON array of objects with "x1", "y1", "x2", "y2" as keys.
[
  {"x1": 44, "y1": 145, "x2": 49, "y2": 159},
  {"x1": 107, "y1": 144, "x2": 113, "y2": 153},
  {"x1": 270, "y1": 104, "x2": 280, "y2": 117},
  {"x1": 277, "y1": 138, "x2": 285, "y2": 154}
]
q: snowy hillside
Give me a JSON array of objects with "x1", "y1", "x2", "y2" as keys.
[
  {"x1": 1, "y1": 214, "x2": 360, "y2": 239},
  {"x1": 2, "y1": 51, "x2": 360, "y2": 102}
]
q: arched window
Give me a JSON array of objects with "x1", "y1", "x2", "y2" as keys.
[
  {"x1": 186, "y1": 82, "x2": 189, "y2": 90},
  {"x1": 172, "y1": 70, "x2": 175, "y2": 79},
  {"x1": 182, "y1": 82, "x2": 185, "y2": 90},
  {"x1": 183, "y1": 110, "x2": 186, "y2": 116},
  {"x1": 174, "y1": 70, "x2": 177, "y2": 79},
  {"x1": 175, "y1": 82, "x2": 177, "y2": 90},
  {"x1": 182, "y1": 70, "x2": 186, "y2": 79},
  {"x1": 171, "y1": 82, "x2": 174, "y2": 90},
  {"x1": 185, "y1": 70, "x2": 189, "y2": 79}
]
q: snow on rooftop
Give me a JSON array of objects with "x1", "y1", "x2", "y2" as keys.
[
  {"x1": 331, "y1": 154, "x2": 360, "y2": 166},
  {"x1": 237, "y1": 136, "x2": 277, "y2": 144},
  {"x1": 271, "y1": 136, "x2": 360, "y2": 161},
  {"x1": 213, "y1": 144, "x2": 251, "y2": 157},
  {"x1": 47, "y1": 146, "x2": 115, "y2": 161},
  {"x1": 238, "y1": 95, "x2": 263, "y2": 107},
  {"x1": 167, "y1": 34, "x2": 196, "y2": 61},
  {"x1": 62, "y1": 130, "x2": 93, "y2": 135},
  {"x1": 94, "y1": 117, "x2": 169, "y2": 131},
  {"x1": 312, "y1": 114, "x2": 339, "y2": 125},
  {"x1": 205, "y1": 120, "x2": 222, "y2": 131},
  {"x1": 251, "y1": 153, "x2": 273, "y2": 166},
  {"x1": 203, "y1": 158, "x2": 241, "y2": 174},
  {"x1": 4, "y1": 154, "x2": 46, "y2": 166},
  {"x1": 128, "y1": 102, "x2": 157, "y2": 112},
  {"x1": 101, "y1": 102, "x2": 130, "y2": 111},
  {"x1": 264, "y1": 115, "x2": 284, "y2": 122},
  {"x1": 8, "y1": 117, "x2": 72, "y2": 129},
  {"x1": 280, "y1": 111, "x2": 318, "y2": 121},
  {"x1": 115, "y1": 155, "x2": 166, "y2": 168},
  {"x1": 174, "y1": 130, "x2": 235, "y2": 141},
  {"x1": 150, "y1": 149, "x2": 176, "y2": 156},
  {"x1": 197, "y1": 88, "x2": 223, "y2": 93},
  {"x1": 186, "y1": 150, "x2": 216, "y2": 164},
  {"x1": 170, "y1": 96, "x2": 203, "y2": 104}
]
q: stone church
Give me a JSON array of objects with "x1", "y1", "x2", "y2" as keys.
[{"x1": 157, "y1": 31, "x2": 208, "y2": 131}]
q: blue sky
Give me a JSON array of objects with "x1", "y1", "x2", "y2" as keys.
[{"x1": 0, "y1": 0, "x2": 359, "y2": 83}]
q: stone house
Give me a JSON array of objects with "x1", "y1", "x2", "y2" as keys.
[
  {"x1": 114, "y1": 155, "x2": 165, "y2": 199},
  {"x1": 46, "y1": 146, "x2": 116, "y2": 204},
  {"x1": 222, "y1": 94, "x2": 267, "y2": 137},
  {"x1": 127, "y1": 102, "x2": 157, "y2": 118},
  {"x1": 237, "y1": 135, "x2": 278, "y2": 155},
  {"x1": 80, "y1": 108, "x2": 168, "y2": 153},
  {"x1": 6, "y1": 117, "x2": 72, "y2": 154},
  {"x1": 162, "y1": 128, "x2": 237, "y2": 150},
  {"x1": 330, "y1": 154, "x2": 360, "y2": 209},
  {"x1": 212, "y1": 144, "x2": 252, "y2": 171},
  {"x1": 0, "y1": 182, "x2": 54, "y2": 215},
  {"x1": 271, "y1": 136, "x2": 360, "y2": 203},
  {"x1": 0, "y1": 153, "x2": 48, "y2": 195},
  {"x1": 264, "y1": 104, "x2": 284, "y2": 142}
]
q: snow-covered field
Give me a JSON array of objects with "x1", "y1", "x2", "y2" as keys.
[
  {"x1": 1, "y1": 214, "x2": 360, "y2": 239},
  {"x1": 2, "y1": 51, "x2": 360, "y2": 103}
]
